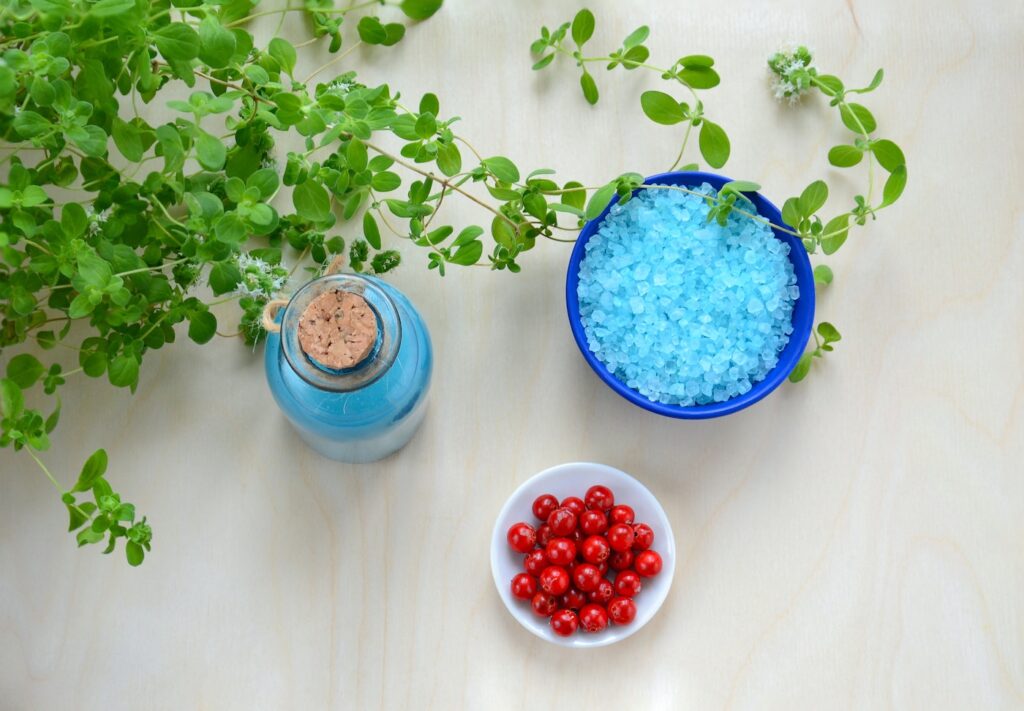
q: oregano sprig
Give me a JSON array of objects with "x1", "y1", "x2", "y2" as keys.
[{"x1": 531, "y1": 9, "x2": 731, "y2": 171}]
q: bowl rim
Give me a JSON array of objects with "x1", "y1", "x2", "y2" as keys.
[
  {"x1": 489, "y1": 461, "x2": 676, "y2": 648},
  {"x1": 565, "y1": 170, "x2": 816, "y2": 419}
]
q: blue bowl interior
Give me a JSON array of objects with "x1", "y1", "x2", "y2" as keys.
[{"x1": 565, "y1": 171, "x2": 816, "y2": 419}]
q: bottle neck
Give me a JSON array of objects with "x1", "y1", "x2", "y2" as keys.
[{"x1": 280, "y1": 274, "x2": 402, "y2": 393}]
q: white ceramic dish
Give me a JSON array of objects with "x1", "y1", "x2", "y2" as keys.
[{"x1": 490, "y1": 462, "x2": 676, "y2": 648}]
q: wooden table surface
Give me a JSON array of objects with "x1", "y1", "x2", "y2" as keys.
[{"x1": 3, "y1": 1, "x2": 1023, "y2": 708}]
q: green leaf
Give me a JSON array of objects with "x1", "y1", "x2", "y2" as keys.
[
  {"x1": 111, "y1": 117, "x2": 144, "y2": 162},
  {"x1": 677, "y1": 66, "x2": 720, "y2": 89},
  {"x1": 698, "y1": 120, "x2": 730, "y2": 168},
  {"x1": 66, "y1": 501, "x2": 88, "y2": 532},
  {"x1": 46, "y1": 397, "x2": 61, "y2": 434},
  {"x1": 214, "y1": 213, "x2": 247, "y2": 243},
  {"x1": 781, "y1": 197, "x2": 802, "y2": 228},
  {"x1": 820, "y1": 214, "x2": 851, "y2": 255},
  {"x1": 798, "y1": 180, "x2": 828, "y2": 216},
  {"x1": 414, "y1": 112, "x2": 436, "y2": 139},
  {"x1": 68, "y1": 125, "x2": 107, "y2": 157},
  {"x1": 72, "y1": 449, "x2": 107, "y2": 493},
  {"x1": 722, "y1": 180, "x2": 760, "y2": 194},
  {"x1": 881, "y1": 164, "x2": 907, "y2": 207},
  {"x1": 851, "y1": 68, "x2": 884, "y2": 94},
  {"x1": 247, "y1": 168, "x2": 279, "y2": 199},
  {"x1": 828, "y1": 144, "x2": 863, "y2": 168},
  {"x1": 347, "y1": 139, "x2": 368, "y2": 171},
  {"x1": 154, "y1": 23, "x2": 200, "y2": 62},
  {"x1": 188, "y1": 311, "x2": 217, "y2": 344},
  {"x1": 198, "y1": 16, "x2": 236, "y2": 69},
  {"x1": 90, "y1": 0, "x2": 134, "y2": 17},
  {"x1": 871, "y1": 139, "x2": 905, "y2": 173},
  {"x1": 571, "y1": 9, "x2": 595, "y2": 46},
  {"x1": 293, "y1": 180, "x2": 332, "y2": 222},
  {"x1": 12, "y1": 110, "x2": 50, "y2": 138},
  {"x1": 6, "y1": 354, "x2": 44, "y2": 389},
  {"x1": 788, "y1": 352, "x2": 813, "y2": 382},
  {"x1": 580, "y1": 72, "x2": 599, "y2": 105},
  {"x1": 357, "y1": 16, "x2": 388, "y2": 44},
  {"x1": 622, "y1": 26, "x2": 649, "y2": 49},
  {"x1": 532, "y1": 54, "x2": 555, "y2": 71},
  {"x1": 195, "y1": 130, "x2": 226, "y2": 171},
  {"x1": 813, "y1": 264, "x2": 834, "y2": 286},
  {"x1": 452, "y1": 225, "x2": 484, "y2": 247},
  {"x1": 400, "y1": 0, "x2": 443, "y2": 20},
  {"x1": 449, "y1": 239, "x2": 483, "y2": 266},
  {"x1": 21, "y1": 185, "x2": 48, "y2": 206},
  {"x1": 0, "y1": 379, "x2": 24, "y2": 418},
  {"x1": 419, "y1": 93, "x2": 439, "y2": 116},
  {"x1": 371, "y1": 171, "x2": 401, "y2": 192},
  {"x1": 817, "y1": 322, "x2": 841, "y2": 344},
  {"x1": 209, "y1": 261, "x2": 241, "y2": 295},
  {"x1": 363, "y1": 211, "x2": 381, "y2": 250},
  {"x1": 640, "y1": 90, "x2": 685, "y2": 125},
  {"x1": 585, "y1": 182, "x2": 616, "y2": 221},
  {"x1": 482, "y1": 156, "x2": 520, "y2": 183},
  {"x1": 126, "y1": 541, "x2": 144, "y2": 566},
  {"x1": 839, "y1": 102, "x2": 877, "y2": 134},
  {"x1": 76, "y1": 528, "x2": 105, "y2": 546},
  {"x1": 436, "y1": 142, "x2": 462, "y2": 176},
  {"x1": 815, "y1": 74, "x2": 844, "y2": 96},
  {"x1": 108, "y1": 354, "x2": 140, "y2": 390},
  {"x1": 268, "y1": 38, "x2": 297, "y2": 75},
  {"x1": 680, "y1": 54, "x2": 715, "y2": 68}
]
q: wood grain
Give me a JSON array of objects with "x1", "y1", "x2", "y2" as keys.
[{"x1": 2, "y1": 0, "x2": 1022, "y2": 708}]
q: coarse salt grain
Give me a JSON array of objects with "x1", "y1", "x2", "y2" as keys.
[{"x1": 577, "y1": 184, "x2": 798, "y2": 406}]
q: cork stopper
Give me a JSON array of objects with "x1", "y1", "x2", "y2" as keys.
[{"x1": 297, "y1": 289, "x2": 378, "y2": 370}]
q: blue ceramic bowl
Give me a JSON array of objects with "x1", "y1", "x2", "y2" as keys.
[{"x1": 565, "y1": 171, "x2": 815, "y2": 419}]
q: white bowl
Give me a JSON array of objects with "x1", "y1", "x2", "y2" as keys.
[{"x1": 490, "y1": 462, "x2": 676, "y2": 648}]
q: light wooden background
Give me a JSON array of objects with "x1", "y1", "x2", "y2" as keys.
[{"x1": 2, "y1": 0, "x2": 1023, "y2": 708}]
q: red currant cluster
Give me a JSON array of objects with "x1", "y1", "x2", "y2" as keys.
[{"x1": 506, "y1": 485, "x2": 663, "y2": 637}]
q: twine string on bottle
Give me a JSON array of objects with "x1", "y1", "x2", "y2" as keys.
[{"x1": 261, "y1": 255, "x2": 347, "y2": 333}]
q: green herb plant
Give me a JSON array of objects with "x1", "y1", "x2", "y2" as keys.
[
  {"x1": 0, "y1": 2, "x2": 905, "y2": 567},
  {"x1": 533, "y1": 15, "x2": 908, "y2": 382}
]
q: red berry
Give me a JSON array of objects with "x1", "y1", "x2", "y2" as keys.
[
  {"x1": 539, "y1": 566, "x2": 570, "y2": 595},
  {"x1": 532, "y1": 494, "x2": 559, "y2": 521},
  {"x1": 614, "y1": 570, "x2": 642, "y2": 598},
  {"x1": 547, "y1": 507, "x2": 577, "y2": 537},
  {"x1": 588, "y1": 578, "x2": 614, "y2": 605},
  {"x1": 560, "y1": 588, "x2": 587, "y2": 611},
  {"x1": 581, "y1": 535, "x2": 611, "y2": 564},
  {"x1": 572, "y1": 563, "x2": 602, "y2": 592},
  {"x1": 609, "y1": 549, "x2": 634, "y2": 571},
  {"x1": 632, "y1": 523, "x2": 654, "y2": 551},
  {"x1": 536, "y1": 523, "x2": 554, "y2": 547},
  {"x1": 609, "y1": 505, "x2": 635, "y2": 525},
  {"x1": 634, "y1": 550, "x2": 663, "y2": 577},
  {"x1": 511, "y1": 573, "x2": 537, "y2": 600},
  {"x1": 550, "y1": 609, "x2": 579, "y2": 637},
  {"x1": 523, "y1": 549, "x2": 547, "y2": 576},
  {"x1": 584, "y1": 485, "x2": 615, "y2": 512},
  {"x1": 607, "y1": 596, "x2": 637, "y2": 625},
  {"x1": 606, "y1": 523, "x2": 635, "y2": 552},
  {"x1": 545, "y1": 537, "x2": 576, "y2": 566},
  {"x1": 578, "y1": 509, "x2": 609, "y2": 536},
  {"x1": 531, "y1": 592, "x2": 558, "y2": 617},
  {"x1": 578, "y1": 603, "x2": 609, "y2": 633},
  {"x1": 560, "y1": 496, "x2": 586, "y2": 516},
  {"x1": 507, "y1": 522, "x2": 537, "y2": 553},
  {"x1": 581, "y1": 536, "x2": 610, "y2": 565},
  {"x1": 595, "y1": 560, "x2": 609, "y2": 576}
]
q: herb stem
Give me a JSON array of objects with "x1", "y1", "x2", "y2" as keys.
[{"x1": 302, "y1": 41, "x2": 364, "y2": 84}]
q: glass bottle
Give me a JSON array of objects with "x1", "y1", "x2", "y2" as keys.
[{"x1": 264, "y1": 273, "x2": 432, "y2": 462}]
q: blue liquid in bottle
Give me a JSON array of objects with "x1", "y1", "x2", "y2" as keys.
[{"x1": 264, "y1": 274, "x2": 432, "y2": 462}]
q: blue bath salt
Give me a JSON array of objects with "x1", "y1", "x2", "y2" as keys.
[{"x1": 576, "y1": 184, "x2": 798, "y2": 406}]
